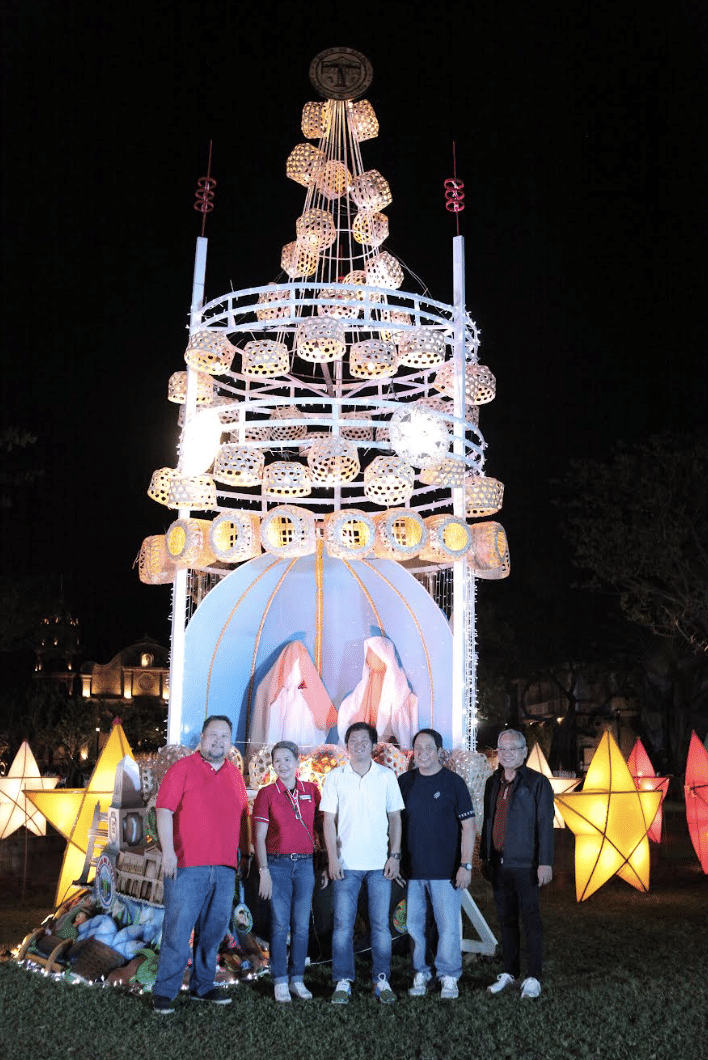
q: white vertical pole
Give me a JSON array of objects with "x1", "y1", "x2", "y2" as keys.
[
  {"x1": 451, "y1": 235, "x2": 467, "y2": 749},
  {"x1": 166, "y1": 235, "x2": 208, "y2": 745}
]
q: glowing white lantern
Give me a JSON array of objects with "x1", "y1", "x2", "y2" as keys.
[
  {"x1": 389, "y1": 404, "x2": 450, "y2": 469},
  {"x1": 179, "y1": 408, "x2": 223, "y2": 475}
]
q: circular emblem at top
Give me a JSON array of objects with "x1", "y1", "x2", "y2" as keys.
[{"x1": 309, "y1": 48, "x2": 373, "y2": 100}]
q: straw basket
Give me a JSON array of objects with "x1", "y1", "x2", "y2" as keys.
[
  {"x1": 296, "y1": 208, "x2": 337, "y2": 249},
  {"x1": 307, "y1": 438, "x2": 360, "y2": 485},
  {"x1": 269, "y1": 406, "x2": 307, "y2": 441},
  {"x1": 349, "y1": 340, "x2": 397, "y2": 379},
  {"x1": 348, "y1": 99, "x2": 379, "y2": 142},
  {"x1": 373, "y1": 508, "x2": 428, "y2": 560},
  {"x1": 262, "y1": 461, "x2": 312, "y2": 498},
  {"x1": 209, "y1": 511, "x2": 262, "y2": 562},
  {"x1": 166, "y1": 474, "x2": 217, "y2": 511},
  {"x1": 165, "y1": 518, "x2": 216, "y2": 569},
  {"x1": 147, "y1": 467, "x2": 176, "y2": 507},
  {"x1": 138, "y1": 536, "x2": 175, "y2": 585},
  {"x1": 213, "y1": 443, "x2": 265, "y2": 486},
  {"x1": 397, "y1": 327, "x2": 446, "y2": 369},
  {"x1": 419, "y1": 514, "x2": 473, "y2": 562},
  {"x1": 286, "y1": 143, "x2": 325, "y2": 187},
  {"x1": 365, "y1": 251, "x2": 404, "y2": 290},
  {"x1": 323, "y1": 509, "x2": 376, "y2": 559},
  {"x1": 296, "y1": 316, "x2": 346, "y2": 363},
  {"x1": 242, "y1": 340, "x2": 289, "y2": 378},
  {"x1": 468, "y1": 521, "x2": 510, "y2": 579},
  {"x1": 184, "y1": 330, "x2": 236, "y2": 376},
  {"x1": 465, "y1": 475, "x2": 504, "y2": 517},
  {"x1": 167, "y1": 371, "x2": 213, "y2": 406},
  {"x1": 350, "y1": 169, "x2": 392, "y2": 211},
  {"x1": 281, "y1": 241, "x2": 318, "y2": 279},
  {"x1": 364, "y1": 456, "x2": 414, "y2": 506},
  {"x1": 352, "y1": 209, "x2": 389, "y2": 247},
  {"x1": 301, "y1": 100, "x2": 331, "y2": 139},
  {"x1": 260, "y1": 505, "x2": 316, "y2": 557}
]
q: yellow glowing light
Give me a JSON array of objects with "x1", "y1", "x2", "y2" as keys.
[
  {"x1": 526, "y1": 743, "x2": 580, "y2": 829},
  {"x1": 0, "y1": 742, "x2": 58, "y2": 838},
  {"x1": 27, "y1": 722, "x2": 135, "y2": 906},
  {"x1": 555, "y1": 731, "x2": 662, "y2": 901}
]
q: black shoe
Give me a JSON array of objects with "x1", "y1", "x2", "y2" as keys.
[
  {"x1": 153, "y1": 995, "x2": 175, "y2": 1014},
  {"x1": 190, "y1": 988, "x2": 232, "y2": 1005}
]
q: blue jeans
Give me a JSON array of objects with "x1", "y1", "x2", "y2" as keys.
[
  {"x1": 267, "y1": 854, "x2": 315, "y2": 984},
  {"x1": 406, "y1": 878, "x2": 463, "y2": 980},
  {"x1": 331, "y1": 869, "x2": 392, "y2": 983},
  {"x1": 155, "y1": 865, "x2": 235, "y2": 1000}
]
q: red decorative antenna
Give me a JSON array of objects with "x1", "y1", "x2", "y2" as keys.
[
  {"x1": 194, "y1": 140, "x2": 217, "y2": 236},
  {"x1": 444, "y1": 141, "x2": 465, "y2": 236}
]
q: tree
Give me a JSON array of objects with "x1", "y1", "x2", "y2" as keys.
[{"x1": 558, "y1": 431, "x2": 708, "y2": 654}]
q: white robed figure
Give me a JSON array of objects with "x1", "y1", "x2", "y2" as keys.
[
  {"x1": 337, "y1": 636, "x2": 418, "y2": 747},
  {"x1": 249, "y1": 640, "x2": 337, "y2": 754}
]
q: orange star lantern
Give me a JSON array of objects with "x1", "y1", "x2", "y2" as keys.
[
  {"x1": 627, "y1": 738, "x2": 669, "y2": 843},
  {"x1": 0, "y1": 741, "x2": 58, "y2": 838},
  {"x1": 555, "y1": 730, "x2": 662, "y2": 901},
  {"x1": 27, "y1": 720, "x2": 135, "y2": 905},
  {"x1": 526, "y1": 742, "x2": 580, "y2": 828},
  {"x1": 684, "y1": 731, "x2": 708, "y2": 873}
]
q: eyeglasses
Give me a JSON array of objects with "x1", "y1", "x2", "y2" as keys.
[{"x1": 496, "y1": 744, "x2": 525, "y2": 753}]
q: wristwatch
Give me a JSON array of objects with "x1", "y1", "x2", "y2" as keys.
[
  {"x1": 390, "y1": 852, "x2": 401, "y2": 860},
  {"x1": 461, "y1": 862, "x2": 472, "y2": 871}
]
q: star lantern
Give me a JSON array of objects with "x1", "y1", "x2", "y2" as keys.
[
  {"x1": 26, "y1": 720, "x2": 135, "y2": 906},
  {"x1": 684, "y1": 731, "x2": 708, "y2": 873},
  {"x1": 555, "y1": 730, "x2": 662, "y2": 901},
  {"x1": 526, "y1": 742, "x2": 580, "y2": 829},
  {"x1": 0, "y1": 741, "x2": 58, "y2": 838},
  {"x1": 627, "y1": 738, "x2": 669, "y2": 843}
]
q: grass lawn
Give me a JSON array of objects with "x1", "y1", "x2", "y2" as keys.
[{"x1": 1, "y1": 813, "x2": 706, "y2": 1060}]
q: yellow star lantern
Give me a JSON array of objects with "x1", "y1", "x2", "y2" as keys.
[
  {"x1": 526, "y1": 742, "x2": 580, "y2": 828},
  {"x1": 26, "y1": 720, "x2": 135, "y2": 906},
  {"x1": 555, "y1": 730, "x2": 662, "y2": 902},
  {"x1": 0, "y1": 741, "x2": 58, "y2": 838}
]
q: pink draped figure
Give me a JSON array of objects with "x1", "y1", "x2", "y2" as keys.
[
  {"x1": 336, "y1": 636, "x2": 418, "y2": 748},
  {"x1": 249, "y1": 641, "x2": 337, "y2": 753}
]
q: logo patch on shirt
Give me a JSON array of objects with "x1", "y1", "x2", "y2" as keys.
[{"x1": 433, "y1": 791, "x2": 441, "y2": 799}]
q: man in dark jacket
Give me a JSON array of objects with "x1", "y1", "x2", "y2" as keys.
[{"x1": 480, "y1": 729, "x2": 554, "y2": 1000}]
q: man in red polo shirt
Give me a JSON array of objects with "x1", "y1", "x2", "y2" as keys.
[{"x1": 152, "y1": 715, "x2": 249, "y2": 1014}]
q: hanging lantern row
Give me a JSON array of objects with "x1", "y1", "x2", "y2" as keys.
[{"x1": 300, "y1": 99, "x2": 379, "y2": 143}]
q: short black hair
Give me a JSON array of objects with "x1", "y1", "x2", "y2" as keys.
[
  {"x1": 201, "y1": 715, "x2": 233, "y2": 734},
  {"x1": 271, "y1": 740, "x2": 299, "y2": 760},
  {"x1": 345, "y1": 721, "x2": 378, "y2": 746},
  {"x1": 412, "y1": 728, "x2": 443, "y2": 750}
]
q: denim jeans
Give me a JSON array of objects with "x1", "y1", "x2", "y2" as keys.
[
  {"x1": 492, "y1": 866, "x2": 543, "y2": 980},
  {"x1": 331, "y1": 869, "x2": 392, "y2": 983},
  {"x1": 406, "y1": 878, "x2": 463, "y2": 980},
  {"x1": 267, "y1": 854, "x2": 315, "y2": 984},
  {"x1": 155, "y1": 865, "x2": 235, "y2": 1000}
]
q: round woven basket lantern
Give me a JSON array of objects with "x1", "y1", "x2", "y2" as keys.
[
  {"x1": 260, "y1": 505, "x2": 316, "y2": 557},
  {"x1": 242, "y1": 340, "x2": 289, "y2": 378},
  {"x1": 352, "y1": 209, "x2": 389, "y2": 247},
  {"x1": 364, "y1": 456, "x2": 415, "y2": 506},
  {"x1": 465, "y1": 475, "x2": 504, "y2": 518},
  {"x1": 296, "y1": 316, "x2": 346, "y2": 363},
  {"x1": 316, "y1": 286, "x2": 361, "y2": 320},
  {"x1": 184, "y1": 330, "x2": 236, "y2": 376},
  {"x1": 373, "y1": 508, "x2": 428, "y2": 560},
  {"x1": 256, "y1": 285, "x2": 291, "y2": 322},
  {"x1": 281, "y1": 240, "x2": 319, "y2": 279},
  {"x1": 350, "y1": 169, "x2": 392, "y2": 211},
  {"x1": 138, "y1": 535, "x2": 175, "y2": 585},
  {"x1": 397, "y1": 327, "x2": 446, "y2": 369},
  {"x1": 296, "y1": 208, "x2": 337, "y2": 249},
  {"x1": 165, "y1": 518, "x2": 216, "y2": 569},
  {"x1": 167, "y1": 371, "x2": 214, "y2": 406},
  {"x1": 419, "y1": 514, "x2": 473, "y2": 563},
  {"x1": 323, "y1": 509, "x2": 376, "y2": 559},
  {"x1": 241, "y1": 422, "x2": 271, "y2": 443},
  {"x1": 419, "y1": 455, "x2": 468, "y2": 489},
  {"x1": 286, "y1": 143, "x2": 325, "y2": 187},
  {"x1": 316, "y1": 160, "x2": 350, "y2": 200},
  {"x1": 349, "y1": 339, "x2": 397, "y2": 379},
  {"x1": 307, "y1": 438, "x2": 360, "y2": 485},
  {"x1": 389, "y1": 404, "x2": 450, "y2": 469},
  {"x1": 301, "y1": 100, "x2": 331, "y2": 139},
  {"x1": 209, "y1": 511, "x2": 262, "y2": 563},
  {"x1": 262, "y1": 461, "x2": 312, "y2": 499},
  {"x1": 147, "y1": 467, "x2": 176, "y2": 507},
  {"x1": 468, "y1": 521, "x2": 510, "y2": 580},
  {"x1": 434, "y1": 361, "x2": 497, "y2": 405},
  {"x1": 166, "y1": 474, "x2": 217, "y2": 511},
  {"x1": 298, "y1": 431, "x2": 331, "y2": 452},
  {"x1": 348, "y1": 99, "x2": 379, "y2": 142},
  {"x1": 365, "y1": 251, "x2": 404, "y2": 290},
  {"x1": 377, "y1": 308, "x2": 411, "y2": 342},
  {"x1": 212, "y1": 443, "x2": 265, "y2": 486},
  {"x1": 341, "y1": 410, "x2": 374, "y2": 441},
  {"x1": 269, "y1": 406, "x2": 307, "y2": 441}
]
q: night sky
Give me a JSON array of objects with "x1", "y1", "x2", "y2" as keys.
[{"x1": 2, "y1": 1, "x2": 706, "y2": 664}]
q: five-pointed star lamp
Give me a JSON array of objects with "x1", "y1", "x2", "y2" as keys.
[
  {"x1": 526, "y1": 742, "x2": 580, "y2": 828},
  {"x1": 555, "y1": 730, "x2": 662, "y2": 901},
  {"x1": 684, "y1": 731, "x2": 708, "y2": 874},
  {"x1": 627, "y1": 737, "x2": 669, "y2": 843},
  {"x1": 0, "y1": 741, "x2": 58, "y2": 838},
  {"x1": 26, "y1": 720, "x2": 135, "y2": 906}
]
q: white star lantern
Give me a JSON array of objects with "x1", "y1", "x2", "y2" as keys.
[{"x1": 0, "y1": 741, "x2": 58, "y2": 838}]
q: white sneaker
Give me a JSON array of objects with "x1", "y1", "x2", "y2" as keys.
[
  {"x1": 331, "y1": 980, "x2": 351, "y2": 1004},
  {"x1": 289, "y1": 981, "x2": 312, "y2": 1000},
  {"x1": 487, "y1": 973, "x2": 516, "y2": 995},
  {"x1": 440, "y1": 976, "x2": 459, "y2": 999},
  {"x1": 408, "y1": 972, "x2": 429, "y2": 997},
  {"x1": 274, "y1": 982, "x2": 291, "y2": 1003},
  {"x1": 520, "y1": 976, "x2": 541, "y2": 999}
]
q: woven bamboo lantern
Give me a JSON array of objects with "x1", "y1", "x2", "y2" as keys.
[
  {"x1": 468, "y1": 521, "x2": 510, "y2": 579},
  {"x1": 420, "y1": 456, "x2": 468, "y2": 489},
  {"x1": 208, "y1": 396, "x2": 240, "y2": 426},
  {"x1": 262, "y1": 461, "x2": 312, "y2": 498},
  {"x1": 184, "y1": 330, "x2": 236, "y2": 376},
  {"x1": 242, "y1": 422, "x2": 271, "y2": 443},
  {"x1": 419, "y1": 514, "x2": 473, "y2": 562},
  {"x1": 350, "y1": 170, "x2": 392, "y2": 211},
  {"x1": 348, "y1": 99, "x2": 379, "y2": 142},
  {"x1": 363, "y1": 456, "x2": 415, "y2": 506},
  {"x1": 377, "y1": 307, "x2": 411, "y2": 342},
  {"x1": 147, "y1": 467, "x2": 176, "y2": 507},
  {"x1": 397, "y1": 327, "x2": 446, "y2": 369},
  {"x1": 209, "y1": 511, "x2": 262, "y2": 563},
  {"x1": 464, "y1": 475, "x2": 504, "y2": 517},
  {"x1": 352, "y1": 209, "x2": 389, "y2": 247},
  {"x1": 167, "y1": 371, "x2": 214, "y2": 406},
  {"x1": 281, "y1": 240, "x2": 319, "y2": 279},
  {"x1": 307, "y1": 438, "x2": 360, "y2": 485},
  {"x1": 296, "y1": 208, "x2": 337, "y2": 249},
  {"x1": 286, "y1": 143, "x2": 325, "y2": 186},
  {"x1": 260, "y1": 505, "x2": 316, "y2": 557},
  {"x1": 256, "y1": 285, "x2": 291, "y2": 322},
  {"x1": 435, "y1": 361, "x2": 496, "y2": 405},
  {"x1": 166, "y1": 474, "x2": 217, "y2": 511},
  {"x1": 298, "y1": 431, "x2": 331, "y2": 452},
  {"x1": 301, "y1": 100, "x2": 331, "y2": 139},
  {"x1": 373, "y1": 508, "x2": 428, "y2": 560},
  {"x1": 341, "y1": 410, "x2": 374, "y2": 441},
  {"x1": 340, "y1": 270, "x2": 384, "y2": 307},
  {"x1": 212, "y1": 443, "x2": 265, "y2": 486},
  {"x1": 389, "y1": 404, "x2": 450, "y2": 469},
  {"x1": 269, "y1": 406, "x2": 307, "y2": 441},
  {"x1": 138, "y1": 536, "x2": 175, "y2": 585},
  {"x1": 165, "y1": 518, "x2": 216, "y2": 569},
  {"x1": 365, "y1": 251, "x2": 404, "y2": 290},
  {"x1": 316, "y1": 159, "x2": 350, "y2": 200},
  {"x1": 296, "y1": 316, "x2": 346, "y2": 363},
  {"x1": 375, "y1": 424, "x2": 391, "y2": 443},
  {"x1": 323, "y1": 509, "x2": 376, "y2": 559},
  {"x1": 316, "y1": 286, "x2": 361, "y2": 320},
  {"x1": 349, "y1": 339, "x2": 397, "y2": 379},
  {"x1": 242, "y1": 340, "x2": 290, "y2": 378}
]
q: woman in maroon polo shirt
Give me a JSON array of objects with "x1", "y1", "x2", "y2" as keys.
[{"x1": 253, "y1": 741, "x2": 322, "y2": 1002}]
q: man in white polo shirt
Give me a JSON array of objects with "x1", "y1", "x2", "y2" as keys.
[{"x1": 321, "y1": 721, "x2": 404, "y2": 1005}]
